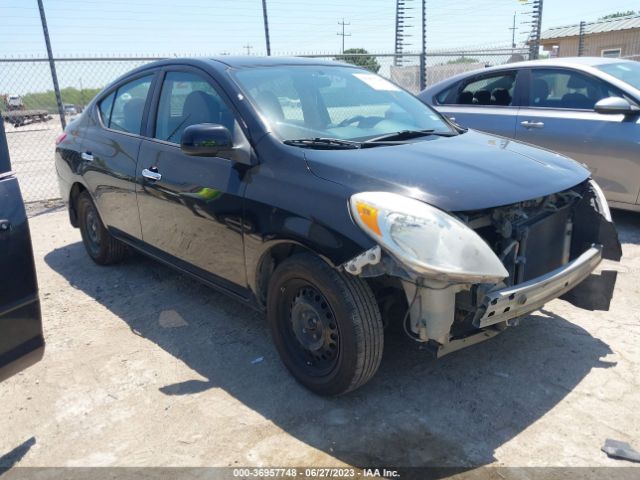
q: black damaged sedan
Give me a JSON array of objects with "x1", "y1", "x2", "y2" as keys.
[{"x1": 55, "y1": 57, "x2": 621, "y2": 395}]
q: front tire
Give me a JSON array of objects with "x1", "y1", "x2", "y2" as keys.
[
  {"x1": 267, "y1": 253, "x2": 383, "y2": 395},
  {"x1": 77, "y1": 191, "x2": 127, "y2": 265}
]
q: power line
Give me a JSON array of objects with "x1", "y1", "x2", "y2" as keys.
[{"x1": 243, "y1": 44, "x2": 253, "y2": 55}]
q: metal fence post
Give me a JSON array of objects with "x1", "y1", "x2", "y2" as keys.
[
  {"x1": 37, "y1": 0, "x2": 66, "y2": 130},
  {"x1": 420, "y1": 0, "x2": 426, "y2": 91},
  {"x1": 0, "y1": 113, "x2": 10, "y2": 174},
  {"x1": 578, "y1": 21, "x2": 586, "y2": 56}
]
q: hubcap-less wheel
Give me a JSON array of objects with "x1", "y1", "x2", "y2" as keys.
[
  {"x1": 85, "y1": 209, "x2": 100, "y2": 245},
  {"x1": 82, "y1": 204, "x2": 102, "y2": 257},
  {"x1": 267, "y1": 253, "x2": 384, "y2": 395},
  {"x1": 288, "y1": 285, "x2": 340, "y2": 376},
  {"x1": 77, "y1": 191, "x2": 127, "y2": 265}
]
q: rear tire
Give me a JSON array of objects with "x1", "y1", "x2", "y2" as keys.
[
  {"x1": 77, "y1": 191, "x2": 127, "y2": 265},
  {"x1": 267, "y1": 253, "x2": 383, "y2": 395}
]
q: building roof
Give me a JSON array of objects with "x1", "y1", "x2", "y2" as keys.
[{"x1": 541, "y1": 14, "x2": 640, "y2": 40}]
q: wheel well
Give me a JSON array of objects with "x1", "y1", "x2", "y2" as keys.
[
  {"x1": 255, "y1": 242, "x2": 407, "y2": 328},
  {"x1": 68, "y1": 183, "x2": 87, "y2": 228},
  {"x1": 256, "y1": 243, "x2": 314, "y2": 307}
]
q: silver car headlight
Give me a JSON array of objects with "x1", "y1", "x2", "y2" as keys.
[
  {"x1": 589, "y1": 179, "x2": 612, "y2": 222},
  {"x1": 350, "y1": 192, "x2": 508, "y2": 283}
]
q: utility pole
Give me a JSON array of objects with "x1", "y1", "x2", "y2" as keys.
[
  {"x1": 420, "y1": 0, "x2": 426, "y2": 91},
  {"x1": 509, "y1": 12, "x2": 517, "y2": 49},
  {"x1": 261, "y1": 0, "x2": 271, "y2": 56},
  {"x1": 394, "y1": 0, "x2": 414, "y2": 66},
  {"x1": 577, "y1": 20, "x2": 586, "y2": 56},
  {"x1": 37, "y1": 0, "x2": 66, "y2": 129},
  {"x1": 337, "y1": 19, "x2": 351, "y2": 54},
  {"x1": 243, "y1": 44, "x2": 253, "y2": 55},
  {"x1": 528, "y1": 0, "x2": 543, "y2": 60}
]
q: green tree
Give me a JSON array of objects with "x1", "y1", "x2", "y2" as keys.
[
  {"x1": 446, "y1": 57, "x2": 480, "y2": 64},
  {"x1": 21, "y1": 86, "x2": 102, "y2": 112},
  {"x1": 599, "y1": 10, "x2": 636, "y2": 20},
  {"x1": 336, "y1": 48, "x2": 381, "y2": 73}
]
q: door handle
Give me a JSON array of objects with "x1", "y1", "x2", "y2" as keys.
[
  {"x1": 520, "y1": 121, "x2": 545, "y2": 129},
  {"x1": 142, "y1": 168, "x2": 161, "y2": 181},
  {"x1": 81, "y1": 152, "x2": 94, "y2": 161}
]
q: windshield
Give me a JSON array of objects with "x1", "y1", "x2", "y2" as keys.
[
  {"x1": 597, "y1": 62, "x2": 640, "y2": 91},
  {"x1": 232, "y1": 65, "x2": 453, "y2": 142}
]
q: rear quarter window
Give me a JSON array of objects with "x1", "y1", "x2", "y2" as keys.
[{"x1": 97, "y1": 92, "x2": 115, "y2": 125}]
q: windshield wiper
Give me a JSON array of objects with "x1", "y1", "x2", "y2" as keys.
[
  {"x1": 283, "y1": 137, "x2": 362, "y2": 149},
  {"x1": 364, "y1": 129, "x2": 458, "y2": 143}
]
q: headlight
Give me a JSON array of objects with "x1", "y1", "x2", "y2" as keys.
[
  {"x1": 589, "y1": 179, "x2": 612, "y2": 222},
  {"x1": 350, "y1": 192, "x2": 508, "y2": 283}
]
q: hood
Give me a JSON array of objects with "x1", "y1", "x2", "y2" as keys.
[{"x1": 305, "y1": 130, "x2": 590, "y2": 212}]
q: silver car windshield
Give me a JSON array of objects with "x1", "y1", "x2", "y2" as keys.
[
  {"x1": 597, "y1": 62, "x2": 640, "y2": 91},
  {"x1": 232, "y1": 65, "x2": 453, "y2": 141}
]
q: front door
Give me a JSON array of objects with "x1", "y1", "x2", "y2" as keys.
[
  {"x1": 515, "y1": 68, "x2": 640, "y2": 206},
  {"x1": 0, "y1": 122, "x2": 43, "y2": 381},
  {"x1": 136, "y1": 69, "x2": 248, "y2": 294}
]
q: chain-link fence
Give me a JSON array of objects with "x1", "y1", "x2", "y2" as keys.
[{"x1": 1, "y1": 48, "x2": 527, "y2": 202}]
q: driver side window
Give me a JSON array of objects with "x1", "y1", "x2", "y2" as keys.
[
  {"x1": 154, "y1": 71, "x2": 236, "y2": 144},
  {"x1": 529, "y1": 69, "x2": 620, "y2": 110}
]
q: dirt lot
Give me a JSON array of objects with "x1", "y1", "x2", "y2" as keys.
[{"x1": 1, "y1": 205, "x2": 639, "y2": 470}]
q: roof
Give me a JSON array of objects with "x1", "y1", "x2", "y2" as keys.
[
  {"x1": 420, "y1": 57, "x2": 638, "y2": 95},
  {"x1": 541, "y1": 14, "x2": 640, "y2": 40},
  {"x1": 207, "y1": 56, "x2": 347, "y2": 68}
]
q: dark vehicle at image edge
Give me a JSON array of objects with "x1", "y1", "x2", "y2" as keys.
[
  {"x1": 55, "y1": 57, "x2": 621, "y2": 395},
  {"x1": 0, "y1": 120, "x2": 44, "y2": 382}
]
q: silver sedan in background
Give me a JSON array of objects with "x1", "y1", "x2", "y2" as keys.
[{"x1": 419, "y1": 57, "x2": 640, "y2": 212}]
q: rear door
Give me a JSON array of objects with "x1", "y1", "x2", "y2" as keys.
[
  {"x1": 81, "y1": 72, "x2": 156, "y2": 239},
  {"x1": 431, "y1": 69, "x2": 521, "y2": 138},
  {"x1": 135, "y1": 67, "x2": 248, "y2": 295},
  {"x1": 515, "y1": 67, "x2": 640, "y2": 206},
  {"x1": 0, "y1": 119, "x2": 43, "y2": 382}
]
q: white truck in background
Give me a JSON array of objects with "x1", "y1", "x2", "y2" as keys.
[{"x1": 1, "y1": 94, "x2": 52, "y2": 127}]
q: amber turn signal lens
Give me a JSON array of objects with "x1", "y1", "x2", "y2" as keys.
[{"x1": 355, "y1": 200, "x2": 381, "y2": 236}]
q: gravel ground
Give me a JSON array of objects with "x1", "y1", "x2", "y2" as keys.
[{"x1": 0, "y1": 206, "x2": 639, "y2": 471}]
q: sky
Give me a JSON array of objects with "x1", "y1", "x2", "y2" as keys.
[{"x1": 1, "y1": 0, "x2": 638, "y2": 57}]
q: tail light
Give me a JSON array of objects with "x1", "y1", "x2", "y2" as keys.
[{"x1": 55, "y1": 133, "x2": 67, "y2": 145}]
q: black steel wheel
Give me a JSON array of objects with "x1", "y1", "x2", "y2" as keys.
[
  {"x1": 77, "y1": 191, "x2": 127, "y2": 265},
  {"x1": 267, "y1": 253, "x2": 383, "y2": 395}
]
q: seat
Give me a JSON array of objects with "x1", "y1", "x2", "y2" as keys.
[
  {"x1": 492, "y1": 88, "x2": 511, "y2": 106},
  {"x1": 561, "y1": 75, "x2": 595, "y2": 109},
  {"x1": 457, "y1": 91, "x2": 474, "y2": 104},
  {"x1": 531, "y1": 79, "x2": 550, "y2": 106},
  {"x1": 122, "y1": 98, "x2": 145, "y2": 134},
  {"x1": 173, "y1": 91, "x2": 222, "y2": 142},
  {"x1": 474, "y1": 90, "x2": 491, "y2": 105},
  {"x1": 256, "y1": 91, "x2": 284, "y2": 122},
  {"x1": 560, "y1": 93, "x2": 593, "y2": 109}
]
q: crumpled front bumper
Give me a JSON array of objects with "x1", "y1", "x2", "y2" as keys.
[{"x1": 474, "y1": 245, "x2": 603, "y2": 329}]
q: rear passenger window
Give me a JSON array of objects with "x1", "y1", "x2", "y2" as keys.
[
  {"x1": 154, "y1": 71, "x2": 236, "y2": 143},
  {"x1": 109, "y1": 75, "x2": 153, "y2": 135},
  {"x1": 456, "y1": 72, "x2": 516, "y2": 106},
  {"x1": 98, "y1": 92, "x2": 114, "y2": 125},
  {"x1": 529, "y1": 69, "x2": 619, "y2": 110}
]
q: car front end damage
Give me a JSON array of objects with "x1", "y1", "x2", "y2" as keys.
[{"x1": 343, "y1": 179, "x2": 621, "y2": 356}]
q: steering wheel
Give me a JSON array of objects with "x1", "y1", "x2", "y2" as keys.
[{"x1": 337, "y1": 115, "x2": 384, "y2": 128}]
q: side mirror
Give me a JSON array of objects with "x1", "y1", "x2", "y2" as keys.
[
  {"x1": 181, "y1": 123, "x2": 232, "y2": 157},
  {"x1": 594, "y1": 97, "x2": 639, "y2": 116}
]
